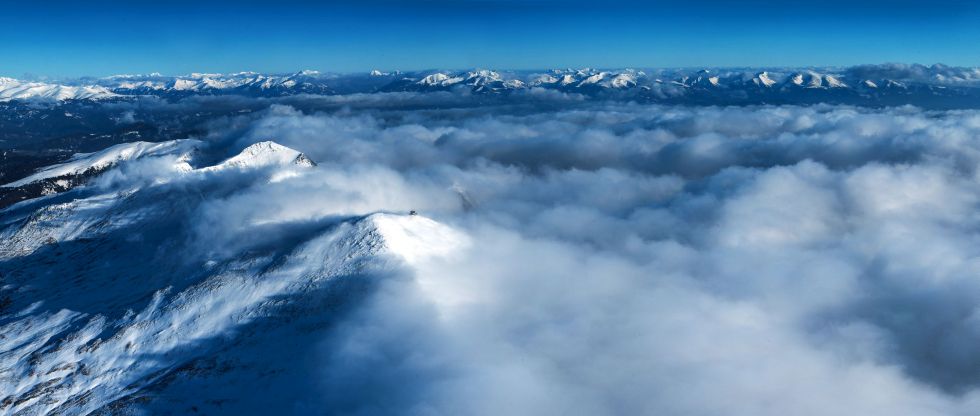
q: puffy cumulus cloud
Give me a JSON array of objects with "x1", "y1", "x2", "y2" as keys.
[{"x1": 79, "y1": 99, "x2": 980, "y2": 413}]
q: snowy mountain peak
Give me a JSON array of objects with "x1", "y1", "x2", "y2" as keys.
[
  {"x1": 502, "y1": 79, "x2": 526, "y2": 89},
  {"x1": 754, "y1": 71, "x2": 777, "y2": 87},
  {"x1": 368, "y1": 213, "x2": 469, "y2": 265},
  {"x1": 791, "y1": 73, "x2": 805, "y2": 86},
  {"x1": 464, "y1": 70, "x2": 503, "y2": 86},
  {"x1": 0, "y1": 78, "x2": 117, "y2": 102},
  {"x1": 418, "y1": 73, "x2": 464, "y2": 87},
  {"x1": 211, "y1": 141, "x2": 316, "y2": 170},
  {"x1": 170, "y1": 79, "x2": 198, "y2": 91},
  {"x1": 824, "y1": 74, "x2": 847, "y2": 88},
  {"x1": 689, "y1": 72, "x2": 721, "y2": 88},
  {"x1": 609, "y1": 73, "x2": 638, "y2": 88},
  {"x1": 579, "y1": 72, "x2": 607, "y2": 86}
]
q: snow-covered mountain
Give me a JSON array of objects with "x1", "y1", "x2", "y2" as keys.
[
  {"x1": 203, "y1": 141, "x2": 316, "y2": 171},
  {"x1": 0, "y1": 77, "x2": 117, "y2": 102},
  {"x1": 0, "y1": 139, "x2": 464, "y2": 413},
  {"x1": 2, "y1": 140, "x2": 200, "y2": 188},
  {"x1": 6, "y1": 64, "x2": 980, "y2": 107},
  {"x1": 102, "y1": 70, "x2": 335, "y2": 96}
]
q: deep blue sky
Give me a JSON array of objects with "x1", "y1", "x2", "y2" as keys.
[{"x1": 3, "y1": 0, "x2": 979, "y2": 78}]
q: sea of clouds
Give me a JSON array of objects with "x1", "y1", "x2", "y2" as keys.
[
  {"x1": 11, "y1": 95, "x2": 980, "y2": 414},
  {"x1": 138, "y1": 99, "x2": 980, "y2": 415}
]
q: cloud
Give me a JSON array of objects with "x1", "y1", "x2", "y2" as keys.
[
  {"x1": 219, "y1": 102, "x2": 980, "y2": 178},
  {"x1": 845, "y1": 63, "x2": 980, "y2": 85},
  {"x1": 10, "y1": 95, "x2": 980, "y2": 414},
  {"x1": 148, "y1": 99, "x2": 980, "y2": 414}
]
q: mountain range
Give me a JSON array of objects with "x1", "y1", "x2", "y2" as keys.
[{"x1": 5, "y1": 64, "x2": 980, "y2": 108}]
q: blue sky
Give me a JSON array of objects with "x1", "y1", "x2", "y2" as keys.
[{"x1": 3, "y1": 0, "x2": 978, "y2": 78}]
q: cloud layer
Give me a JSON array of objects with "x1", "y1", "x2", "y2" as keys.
[
  {"x1": 8, "y1": 96, "x2": 980, "y2": 414},
  {"x1": 172, "y1": 101, "x2": 980, "y2": 414}
]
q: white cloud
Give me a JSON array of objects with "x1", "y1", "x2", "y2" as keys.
[
  {"x1": 9, "y1": 98, "x2": 980, "y2": 414},
  {"x1": 185, "y1": 101, "x2": 980, "y2": 413},
  {"x1": 247, "y1": 102, "x2": 980, "y2": 415}
]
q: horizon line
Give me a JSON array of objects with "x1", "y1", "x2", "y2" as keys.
[{"x1": 4, "y1": 62, "x2": 973, "y2": 81}]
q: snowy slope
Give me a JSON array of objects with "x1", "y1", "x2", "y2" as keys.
[
  {"x1": 2, "y1": 140, "x2": 202, "y2": 188},
  {"x1": 0, "y1": 212, "x2": 446, "y2": 414},
  {"x1": 0, "y1": 77, "x2": 117, "y2": 102},
  {"x1": 205, "y1": 141, "x2": 316, "y2": 171},
  {"x1": 0, "y1": 140, "x2": 465, "y2": 414}
]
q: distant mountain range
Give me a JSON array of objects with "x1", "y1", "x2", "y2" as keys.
[{"x1": 5, "y1": 64, "x2": 980, "y2": 107}]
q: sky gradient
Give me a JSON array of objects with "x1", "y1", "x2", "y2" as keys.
[{"x1": 3, "y1": 0, "x2": 979, "y2": 78}]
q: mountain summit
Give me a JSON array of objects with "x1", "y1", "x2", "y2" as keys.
[{"x1": 0, "y1": 139, "x2": 465, "y2": 414}]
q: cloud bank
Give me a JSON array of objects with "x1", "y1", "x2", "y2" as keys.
[
  {"x1": 8, "y1": 97, "x2": 980, "y2": 414},
  {"x1": 178, "y1": 101, "x2": 980, "y2": 414}
]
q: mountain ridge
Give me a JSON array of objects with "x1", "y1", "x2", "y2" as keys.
[
  {"x1": 0, "y1": 138, "x2": 464, "y2": 413},
  {"x1": 5, "y1": 64, "x2": 980, "y2": 107}
]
